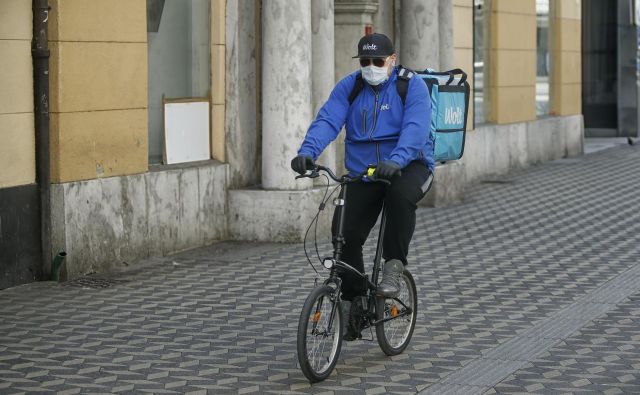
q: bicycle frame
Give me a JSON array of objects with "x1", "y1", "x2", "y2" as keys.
[
  {"x1": 330, "y1": 180, "x2": 386, "y2": 293},
  {"x1": 303, "y1": 166, "x2": 412, "y2": 329},
  {"x1": 297, "y1": 164, "x2": 417, "y2": 383}
]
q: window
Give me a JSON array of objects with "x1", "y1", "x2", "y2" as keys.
[
  {"x1": 536, "y1": 0, "x2": 550, "y2": 117},
  {"x1": 473, "y1": 0, "x2": 488, "y2": 125},
  {"x1": 147, "y1": 0, "x2": 211, "y2": 164}
]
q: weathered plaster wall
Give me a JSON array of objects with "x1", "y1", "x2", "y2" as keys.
[
  {"x1": 463, "y1": 114, "x2": 583, "y2": 183},
  {"x1": 400, "y1": 0, "x2": 441, "y2": 69},
  {"x1": 312, "y1": 0, "x2": 337, "y2": 175},
  {"x1": 225, "y1": 0, "x2": 259, "y2": 188},
  {"x1": 423, "y1": 115, "x2": 584, "y2": 207},
  {"x1": 51, "y1": 162, "x2": 229, "y2": 279},
  {"x1": 229, "y1": 187, "x2": 333, "y2": 242},
  {"x1": 261, "y1": 0, "x2": 313, "y2": 190}
]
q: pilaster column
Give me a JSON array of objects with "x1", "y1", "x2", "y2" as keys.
[
  {"x1": 225, "y1": 0, "x2": 258, "y2": 188},
  {"x1": 333, "y1": 0, "x2": 378, "y2": 175},
  {"x1": 312, "y1": 0, "x2": 336, "y2": 172},
  {"x1": 400, "y1": 0, "x2": 439, "y2": 69},
  {"x1": 262, "y1": 0, "x2": 313, "y2": 190},
  {"x1": 438, "y1": 0, "x2": 454, "y2": 70},
  {"x1": 334, "y1": 0, "x2": 378, "y2": 80}
]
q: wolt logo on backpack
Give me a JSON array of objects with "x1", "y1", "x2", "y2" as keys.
[{"x1": 444, "y1": 107, "x2": 463, "y2": 125}]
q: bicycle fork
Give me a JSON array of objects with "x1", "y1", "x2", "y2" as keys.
[{"x1": 313, "y1": 277, "x2": 342, "y2": 337}]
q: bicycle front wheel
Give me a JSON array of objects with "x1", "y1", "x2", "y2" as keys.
[
  {"x1": 375, "y1": 270, "x2": 418, "y2": 356},
  {"x1": 297, "y1": 285, "x2": 344, "y2": 383}
]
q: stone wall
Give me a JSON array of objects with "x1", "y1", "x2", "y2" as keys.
[
  {"x1": 464, "y1": 115, "x2": 583, "y2": 181},
  {"x1": 51, "y1": 162, "x2": 229, "y2": 279},
  {"x1": 422, "y1": 115, "x2": 584, "y2": 207},
  {"x1": 225, "y1": 0, "x2": 259, "y2": 188},
  {"x1": 229, "y1": 186, "x2": 333, "y2": 242}
]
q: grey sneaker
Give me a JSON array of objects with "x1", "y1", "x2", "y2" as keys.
[{"x1": 377, "y1": 259, "x2": 404, "y2": 298}]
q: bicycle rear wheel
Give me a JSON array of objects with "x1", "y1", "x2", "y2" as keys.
[
  {"x1": 297, "y1": 285, "x2": 344, "y2": 383},
  {"x1": 375, "y1": 270, "x2": 417, "y2": 356}
]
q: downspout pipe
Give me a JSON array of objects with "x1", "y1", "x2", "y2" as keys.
[
  {"x1": 51, "y1": 251, "x2": 66, "y2": 282},
  {"x1": 32, "y1": 0, "x2": 51, "y2": 280}
]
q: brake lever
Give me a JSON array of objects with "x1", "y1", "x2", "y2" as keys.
[
  {"x1": 295, "y1": 170, "x2": 320, "y2": 179},
  {"x1": 365, "y1": 175, "x2": 391, "y2": 185}
]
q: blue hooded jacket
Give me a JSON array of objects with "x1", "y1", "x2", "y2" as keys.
[{"x1": 298, "y1": 67, "x2": 434, "y2": 176}]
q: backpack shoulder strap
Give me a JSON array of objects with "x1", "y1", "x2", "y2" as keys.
[
  {"x1": 349, "y1": 67, "x2": 413, "y2": 105},
  {"x1": 348, "y1": 73, "x2": 364, "y2": 105},
  {"x1": 395, "y1": 66, "x2": 414, "y2": 105}
]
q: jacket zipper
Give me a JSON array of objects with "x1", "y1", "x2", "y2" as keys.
[
  {"x1": 362, "y1": 109, "x2": 367, "y2": 135},
  {"x1": 368, "y1": 88, "x2": 379, "y2": 141},
  {"x1": 376, "y1": 143, "x2": 380, "y2": 163}
]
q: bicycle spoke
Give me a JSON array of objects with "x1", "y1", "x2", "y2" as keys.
[
  {"x1": 310, "y1": 302, "x2": 325, "y2": 370},
  {"x1": 304, "y1": 293, "x2": 339, "y2": 374},
  {"x1": 383, "y1": 275, "x2": 414, "y2": 348}
]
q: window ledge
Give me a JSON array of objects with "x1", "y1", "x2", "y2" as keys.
[{"x1": 148, "y1": 159, "x2": 225, "y2": 173}]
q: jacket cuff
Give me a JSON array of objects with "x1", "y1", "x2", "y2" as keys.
[
  {"x1": 298, "y1": 149, "x2": 316, "y2": 160},
  {"x1": 388, "y1": 156, "x2": 405, "y2": 168}
]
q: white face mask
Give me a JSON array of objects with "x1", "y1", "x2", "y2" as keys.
[{"x1": 361, "y1": 65, "x2": 389, "y2": 86}]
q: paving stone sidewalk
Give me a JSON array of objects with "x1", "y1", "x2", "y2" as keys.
[{"x1": 1, "y1": 144, "x2": 640, "y2": 394}]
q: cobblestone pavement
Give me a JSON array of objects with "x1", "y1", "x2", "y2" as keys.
[{"x1": 1, "y1": 144, "x2": 640, "y2": 394}]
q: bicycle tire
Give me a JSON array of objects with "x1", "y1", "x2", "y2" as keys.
[
  {"x1": 297, "y1": 285, "x2": 344, "y2": 383},
  {"x1": 375, "y1": 270, "x2": 418, "y2": 356}
]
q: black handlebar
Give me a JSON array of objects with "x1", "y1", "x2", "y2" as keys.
[{"x1": 295, "y1": 165, "x2": 391, "y2": 185}]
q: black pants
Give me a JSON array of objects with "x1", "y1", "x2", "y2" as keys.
[{"x1": 332, "y1": 161, "x2": 432, "y2": 301}]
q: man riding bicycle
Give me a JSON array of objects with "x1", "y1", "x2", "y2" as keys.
[{"x1": 291, "y1": 33, "x2": 434, "y2": 340}]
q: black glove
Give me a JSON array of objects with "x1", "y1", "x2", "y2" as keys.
[
  {"x1": 375, "y1": 160, "x2": 401, "y2": 180},
  {"x1": 291, "y1": 155, "x2": 314, "y2": 175}
]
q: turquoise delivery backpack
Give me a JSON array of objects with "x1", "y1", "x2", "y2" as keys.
[
  {"x1": 414, "y1": 68, "x2": 470, "y2": 162},
  {"x1": 348, "y1": 66, "x2": 470, "y2": 163}
]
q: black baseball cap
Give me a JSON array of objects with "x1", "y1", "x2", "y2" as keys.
[{"x1": 352, "y1": 33, "x2": 394, "y2": 59}]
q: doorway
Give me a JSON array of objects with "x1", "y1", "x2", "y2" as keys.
[{"x1": 582, "y1": 0, "x2": 618, "y2": 136}]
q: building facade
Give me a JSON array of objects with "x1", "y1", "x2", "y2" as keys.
[
  {"x1": 0, "y1": 0, "x2": 585, "y2": 288},
  {"x1": 582, "y1": 0, "x2": 639, "y2": 138},
  {"x1": 0, "y1": 0, "x2": 42, "y2": 288}
]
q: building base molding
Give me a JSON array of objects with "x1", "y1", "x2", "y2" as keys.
[
  {"x1": 420, "y1": 161, "x2": 466, "y2": 208},
  {"x1": 422, "y1": 114, "x2": 583, "y2": 207},
  {"x1": 50, "y1": 162, "x2": 229, "y2": 280},
  {"x1": 0, "y1": 183, "x2": 42, "y2": 289},
  {"x1": 229, "y1": 187, "x2": 333, "y2": 242},
  {"x1": 463, "y1": 115, "x2": 584, "y2": 183}
]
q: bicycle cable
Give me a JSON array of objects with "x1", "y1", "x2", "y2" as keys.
[
  {"x1": 302, "y1": 173, "x2": 341, "y2": 277},
  {"x1": 302, "y1": 176, "x2": 327, "y2": 277},
  {"x1": 314, "y1": 175, "x2": 342, "y2": 264}
]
